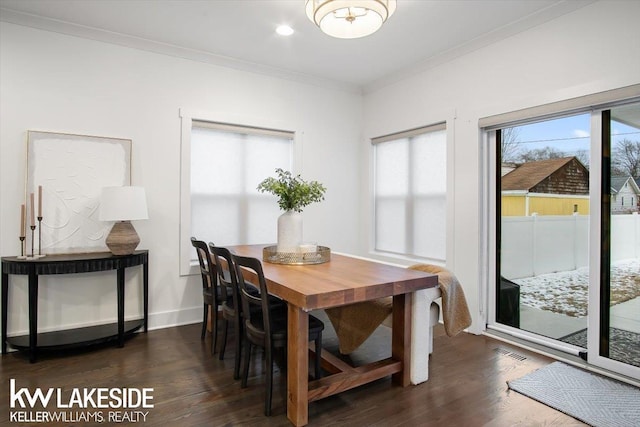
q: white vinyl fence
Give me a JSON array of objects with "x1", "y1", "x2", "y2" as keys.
[{"x1": 502, "y1": 213, "x2": 640, "y2": 279}]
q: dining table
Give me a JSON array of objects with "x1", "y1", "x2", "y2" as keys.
[{"x1": 229, "y1": 244, "x2": 438, "y2": 426}]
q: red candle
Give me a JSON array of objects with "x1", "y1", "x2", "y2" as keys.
[
  {"x1": 30, "y1": 192, "x2": 35, "y2": 227},
  {"x1": 38, "y1": 185, "x2": 43, "y2": 217},
  {"x1": 20, "y1": 204, "x2": 26, "y2": 237}
]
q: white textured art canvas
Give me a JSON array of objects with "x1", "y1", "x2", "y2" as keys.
[{"x1": 26, "y1": 131, "x2": 131, "y2": 254}]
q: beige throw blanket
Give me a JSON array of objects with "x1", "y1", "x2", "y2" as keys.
[
  {"x1": 407, "y1": 264, "x2": 472, "y2": 337},
  {"x1": 325, "y1": 264, "x2": 472, "y2": 354},
  {"x1": 325, "y1": 298, "x2": 393, "y2": 354}
]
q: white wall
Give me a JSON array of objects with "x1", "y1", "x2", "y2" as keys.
[
  {"x1": 3, "y1": 0, "x2": 639, "y2": 340},
  {"x1": 0, "y1": 23, "x2": 362, "y2": 334},
  {"x1": 361, "y1": 1, "x2": 640, "y2": 333}
]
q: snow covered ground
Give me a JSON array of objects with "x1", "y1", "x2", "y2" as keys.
[{"x1": 512, "y1": 259, "x2": 640, "y2": 318}]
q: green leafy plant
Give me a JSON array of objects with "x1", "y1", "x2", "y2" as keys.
[{"x1": 257, "y1": 168, "x2": 326, "y2": 213}]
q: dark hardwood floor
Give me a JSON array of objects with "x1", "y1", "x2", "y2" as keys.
[{"x1": 1, "y1": 312, "x2": 585, "y2": 426}]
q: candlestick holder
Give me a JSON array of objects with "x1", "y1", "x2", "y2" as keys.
[
  {"x1": 18, "y1": 236, "x2": 26, "y2": 259},
  {"x1": 37, "y1": 216, "x2": 45, "y2": 257},
  {"x1": 30, "y1": 225, "x2": 36, "y2": 258}
]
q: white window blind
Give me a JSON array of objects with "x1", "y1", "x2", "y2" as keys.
[
  {"x1": 373, "y1": 124, "x2": 446, "y2": 261},
  {"x1": 190, "y1": 121, "x2": 293, "y2": 251}
]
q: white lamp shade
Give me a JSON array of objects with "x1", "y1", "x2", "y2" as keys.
[{"x1": 99, "y1": 186, "x2": 149, "y2": 221}]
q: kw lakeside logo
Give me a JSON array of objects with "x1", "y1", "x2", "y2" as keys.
[{"x1": 9, "y1": 379, "x2": 153, "y2": 423}]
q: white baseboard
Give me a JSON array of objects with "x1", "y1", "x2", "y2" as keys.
[
  {"x1": 4, "y1": 306, "x2": 209, "y2": 339},
  {"x1": 145, "y1": 306, "x2": 207, "y2": 331}
]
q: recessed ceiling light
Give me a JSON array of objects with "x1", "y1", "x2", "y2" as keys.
[{"x1": 276, "y1": 25, "x2": 294, "y2": 36}]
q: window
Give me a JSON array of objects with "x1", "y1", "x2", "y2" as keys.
[
  {"x1": 372, "y1": 123, "x2": 446, "y2": 261},
  {"x1": 180, "y1": 111, "x2": 294, "y2": 274}
]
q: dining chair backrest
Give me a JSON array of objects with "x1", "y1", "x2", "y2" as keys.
[
  {"x1": 232, "y1": 255, "x2": 272, "y2": 349},
  {"x1": 208, "y1": 244, "x2": 245, "y2": 373},
  {"x1": 191, "y1": 237, "x2": 217, "y2": 293},
  {"x1": 190, "y1": 237, "x2": 221, "y2": 353},
  {"x1": 208, "y1": 245, "x2": 238, "y2": 314}
]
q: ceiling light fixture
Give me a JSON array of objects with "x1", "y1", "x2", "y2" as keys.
[{"x1": 305, "y1": 0, "x2": 396, "y2": 39}]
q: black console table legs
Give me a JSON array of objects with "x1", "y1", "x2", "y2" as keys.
[
  {"x1": 1, "y1": 273, "x2": 7, "y2": 355},
  {"x1": 1, "y1": 250, "x2": 149, "y2": 362},
  {"x1": 28, "y1": 272, "x2": 38, "y2": 362}
]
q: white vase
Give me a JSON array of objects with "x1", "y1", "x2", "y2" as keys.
[{"x1": 277, "y1": 210, "x2": 302, "y2": 252}]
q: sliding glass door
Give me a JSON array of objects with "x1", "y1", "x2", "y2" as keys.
[
  {"x1": 588, "y1": 103, "x2": 640, "y2": 378},
  {"x1": 492, "y1": 99, "x2": 640, "y2": 381},
  {"x1": 497, "y1": 113, "x2": 591, "y2": 344}
]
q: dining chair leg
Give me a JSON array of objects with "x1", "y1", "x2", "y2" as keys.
[
  {"x1": 211, "y1": 307, "x2": 219, "y2": 355},
  {"x1": 218, "y1": 318, "x2": 228, "y2": 361},
  {"x1": 241, "y1": 339, "x2": 251, "y2": 388},
  {"x1": 314, "y1": 334, "x2": 322, "y2": 379},
  {"x1": 233, "y1": 321, "x2": 242, "y2": 380},
  {"x1": 265, "y1": 348, "x2": 273, "y2": 416},
  {"x1": 201, "y1": 304, "x2": 208, "y2": 340}
]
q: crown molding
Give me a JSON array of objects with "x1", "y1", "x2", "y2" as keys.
[
  {"x1": 0, "y1": 7, "x2": 362, "y2": 95},
  {"x1": 363, "y1": 0, "x2": 596, "y2": 95}
]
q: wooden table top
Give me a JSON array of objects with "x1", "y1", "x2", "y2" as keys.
[{"x1": 229, "y1": 245, "x2": 438, "y2": 311}]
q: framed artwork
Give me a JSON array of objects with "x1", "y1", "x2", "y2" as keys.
[{"x1": 26, "y1": 131, "x2": 132, "y2": 254}]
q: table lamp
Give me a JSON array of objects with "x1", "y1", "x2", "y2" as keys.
[{"x1": 99, "y1": 186, "x2": 148, "y2": 255}]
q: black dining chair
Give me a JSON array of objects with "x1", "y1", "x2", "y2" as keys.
[
  {"x1": 210, "y1": 244, "x2": 288, "y2": 381},
  {"x1": 191, "y1": 237, "x2": 228, "y2": 355},
  {"x1": 232, "y1": 254, "x2": 325, "y2": 416},
  {"x1": 209, "y1": 244, "x2": 244, "y2": 379}
]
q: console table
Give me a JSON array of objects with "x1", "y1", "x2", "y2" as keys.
[{"x1": 1, "y1": 250, "x2": 148, "y2": 362}]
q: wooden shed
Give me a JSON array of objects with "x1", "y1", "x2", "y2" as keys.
[{"x1": 501, "y1": 157, "x2": 590, "y2": 216}]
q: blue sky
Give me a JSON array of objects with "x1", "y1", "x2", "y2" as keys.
[
  {"x1": 510, "y1": 113, "x2": 640, "y2": 157},
  {"x1": 515, "y1": 114, "x2": 590, "y2": 154}
]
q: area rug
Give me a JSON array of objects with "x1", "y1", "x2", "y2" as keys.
[
  {"x1": 508, "y1": 362, "x2": 640, "y2": 426},
  {"x1": 560, "y1": 328, "x2": 640, "y2": 368}
]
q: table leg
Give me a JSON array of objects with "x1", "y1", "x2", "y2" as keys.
[
  {"x1": 2, "y1": 273, "x2": 8, "y2": 354},
  {"x1": 117, "y1": 267, "x2": 125, "y2": 347},
  {"x1": 28, "y1": 271, "x2": 38, "y2": 363},
  {"x1": 287, "y1": 303, "x2": 309, "y2": 426},
  {"x1": 143, "y1": 260, "x2": 148, "y2": 333},
  {"x1": 391, "y1": 292, "x2": 412, "y2": 387}
]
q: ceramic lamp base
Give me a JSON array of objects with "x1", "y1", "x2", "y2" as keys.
[{"x1": 106, "y1": 220, "x2": 140, "y2": 255}]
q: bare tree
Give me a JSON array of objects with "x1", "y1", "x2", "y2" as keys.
[
  {"x1": 612, "y1": 138, "x2": 640, "y2": 177},
  {"x1": 500, "y1": 127, "x2": 522, "y2": 162},
  {"x1": 517, "y1": 147, "x2": 566, "y2": 162},
  {"x1": 574, "y1": 149, "x2": 590, "y2": 170},
  {"x1": 500, "y1": 126, "x2": 591, "y2": 169}
]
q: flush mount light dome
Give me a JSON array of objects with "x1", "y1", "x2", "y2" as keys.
[{"x1": 305, "y1": 0, "x2": 396, "y2": 39}]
